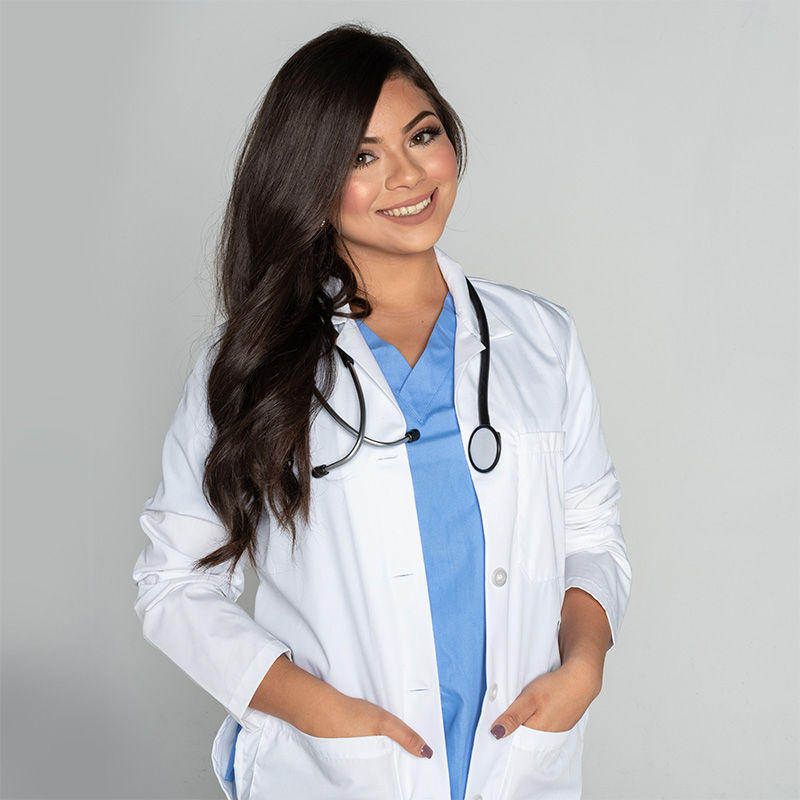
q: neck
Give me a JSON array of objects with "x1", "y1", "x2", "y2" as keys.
[
  {"x1": 343, "y1": 246, "x2": 448, "y2": 368},
  {"x1": 350, "y1": 247, "x2": 447, "y2": 315}
]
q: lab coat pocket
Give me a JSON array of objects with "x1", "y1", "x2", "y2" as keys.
[
  {"x1": 498, "y1": 714, "x2": 587, "y2": 800},
  {"x1": 241, "y1": 715, "x2": 403, "y2": 800},
  {"x1": 211, "y1": 715, "x2": 239, "y2": 800},
  {"x1": 516, "y1": 431, "x2": 566, "y2": 581}
]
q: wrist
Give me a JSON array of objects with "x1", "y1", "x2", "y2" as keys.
[
  {"x1": 294, "y1": 674, "x2": 347, "y2": 735},
  {"x1": 559, "y1": 653, "x2": 604, "y2": 700}
]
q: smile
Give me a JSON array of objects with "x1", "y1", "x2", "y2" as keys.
[{"x1": 378, "y1": 192, "x2": 434, "y2": 217}]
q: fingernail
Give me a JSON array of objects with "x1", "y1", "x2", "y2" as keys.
[
  {"x1": 420, "y1": 744, "x2": 433, "y2": 759},
  {"x1": 491, "y1": 724, "x2": 506, "y2": 740}
]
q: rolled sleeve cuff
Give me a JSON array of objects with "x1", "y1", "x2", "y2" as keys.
[
  {"x1": 565, "y1": 547, "x2": 631, "y2": 647},
  {"x1": 228, "y1": 641, "x2": 292, "y2": 731}
]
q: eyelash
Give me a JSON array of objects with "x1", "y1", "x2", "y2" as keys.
[
  {"x1": 353, "y1": 125, "x2": 445, "y2": 170},
  {"x1": 410, "y1": 125, "x2": 444, "y2": 147}
]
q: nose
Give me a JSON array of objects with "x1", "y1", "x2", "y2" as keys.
[{"x1": 385, "y1": 149, "x2": 425, "y2": 190}]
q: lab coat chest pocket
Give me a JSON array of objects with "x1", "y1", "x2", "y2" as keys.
[
  {"x1": 516, "y1": 431, "x2": 566, "y2": 581},
  {"x1": 236, "y1": 716, "x2": 403, "y2": 800}
]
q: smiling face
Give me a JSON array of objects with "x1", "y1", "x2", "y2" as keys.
[{"x1": 335, "y1": 77, "x2": 459, "y2": 268}]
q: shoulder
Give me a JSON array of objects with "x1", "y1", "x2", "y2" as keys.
[
  {"x1": 177, "y1": 327, "x2": 224, "y2": 431},
  {"x1": 434, "y1": 247, "x2": 576, "y2": 358},
  {"x1": 188, "y1": 330, "x2": 222, "y2": 385},
  {"x1": 469, "y1": 276, "x2": 570, "y2": 325},
  {"x1": 468, "y1": 276, "x2": 575, "y2": 358}
]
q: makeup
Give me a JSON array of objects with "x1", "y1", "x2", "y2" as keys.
[{"x1": 376, "y1": 189, "x2": 438, "y2": 226}]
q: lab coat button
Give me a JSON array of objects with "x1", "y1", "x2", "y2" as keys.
[
  {"x1": 488, "y1": 683, "x2": 498, "y2": 701},
  {"x1": 472, "y1": 795, "x2": 483, "y2": 800},
  {"x1": 491, "y1": 567, "x2": 507, "y2": 587}
]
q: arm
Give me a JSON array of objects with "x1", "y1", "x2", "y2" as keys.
[
  {"x1": 558, "y1": 586, "x2": 612, "y2": 688},
  {"x1": 248, "y1": 655, "x2": 433, "y2": 758},
  {"x1": 491, "y1": 310, "x2": 630, "y2": 738},
  {"x1": 490, "y1": 588, "x2": 610, "y2": 737},
  {"x1": 133, "y1": 346, "x2": 290, "y2": 731},
  {"x1": 134, "y1": 347, "x2": 432, "y2": 756}
]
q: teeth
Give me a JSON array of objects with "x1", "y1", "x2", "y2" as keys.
[{"x1": 379, "y1": 194, "x2": 432, "y2": 217}]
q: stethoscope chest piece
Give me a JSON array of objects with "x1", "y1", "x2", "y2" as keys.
[{"x1": 468, "y1": 424, "x2": 501, "y2": 473}]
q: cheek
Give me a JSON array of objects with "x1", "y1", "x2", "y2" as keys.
[
  {"x1": 339, "y1": 179, "x2": 372, "y2": 222},
  {"x1": 435, "y1": 140, "x2": 459, "y2": 183}
]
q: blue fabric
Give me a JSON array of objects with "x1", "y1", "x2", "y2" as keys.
[
  {"x1": 224, "y1": 723, "x2": 241, "y2": 783},
  {"x1": 358, "y1": 294, "x2": 487, "y2": 800}
]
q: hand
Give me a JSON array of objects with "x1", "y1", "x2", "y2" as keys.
[
  {"x1": 305, "y1": 693, "x2": 434, "y2": 759},
  {"x1": 490, "y1": 659, "x2": 602, "y2": 739},
  {"x1": 250, "y1": 655, "x2": 433, "y2": 759},
  {"x1": 489, "y1": 588, "x2": 611, "y2": 739}
]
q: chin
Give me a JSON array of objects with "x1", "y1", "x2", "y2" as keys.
[{"x1": 342, "y1": 228, "x2": 446, "y2": 262}]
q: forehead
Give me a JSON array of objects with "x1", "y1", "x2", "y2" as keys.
[{"x1": 365, "y1": 78, "x2": 434, "y2": 133}]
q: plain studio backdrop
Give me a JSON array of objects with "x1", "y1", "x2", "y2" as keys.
[{"x1": 1, "y1": 2, "x2": 797, "y2": 798}]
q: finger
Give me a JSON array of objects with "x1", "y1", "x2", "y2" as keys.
[
  {"x1": 378, "y1": 712, "x2": 433, "y2": 758},
  {"x1": 491, "y1": 693, "x2": 537, "y2": 740}
]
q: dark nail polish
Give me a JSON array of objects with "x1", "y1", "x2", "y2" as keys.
[
  {"x1": 491, "y1": 724, "x2": 506, "y2": 740},
  {"x1": 420, "y1": 744, "x2": 433, "y2": 759}
]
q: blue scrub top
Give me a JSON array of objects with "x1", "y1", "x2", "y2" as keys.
[{"x1": 359, "y1": 293, "x2": 487, "y2": 800}]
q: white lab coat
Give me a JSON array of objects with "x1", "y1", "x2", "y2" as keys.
[{"x1": 134, "y1": 249, "x2": 631, "y2": 800}]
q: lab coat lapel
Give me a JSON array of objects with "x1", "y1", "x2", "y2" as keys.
[
  {"x1": 436, "y1": 249, "x2": 483, "y2": 386},
  {"x1": 333, "y1": 315, "x2": 402, "y2": 413},
  {"x1": 434, "y1": 248, "x2": 513, "y2": 387}
]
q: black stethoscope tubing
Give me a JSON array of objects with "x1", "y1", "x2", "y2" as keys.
[
  {"x1": 311, "y1": 351, "x2": 421, "y2": 477},
  {"x1": 311, "y1": 279, "x2": 500, "y2": 477},
  {"x1": 466, "y1": 280, "x2": 502, "y2": 473}
]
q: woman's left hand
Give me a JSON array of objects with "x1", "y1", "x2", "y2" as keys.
[
  {"x1": 491, "y1": 588, "x2": 612, "y2": 739},
  {"x1": 490, "y1": 658, "x2": 602, "y2": 738}
]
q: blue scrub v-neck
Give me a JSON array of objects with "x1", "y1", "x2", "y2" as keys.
[{"x1": 358, "y1": 294, "x2": 487, "y2": 800}]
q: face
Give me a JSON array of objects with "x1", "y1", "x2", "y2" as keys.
[{"x1": 335, "y1": 77, "x2": 459, "y2": 266}]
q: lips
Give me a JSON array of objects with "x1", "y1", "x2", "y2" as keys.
[
  {"x1": 373, "y1": 189, "x2": 440, "y2": 228},
  {"x1": 377, "y1": 190, "x2": 436, "y2": 218}
]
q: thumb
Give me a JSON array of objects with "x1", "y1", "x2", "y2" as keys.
[
  {"x1": 490, "y1": 691, "x2": 536, "y2": 740},
  {"x1": 378, "y1": 712, "x2": 434, "y2": 759}
]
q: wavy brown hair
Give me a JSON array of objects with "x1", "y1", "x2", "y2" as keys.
[{"x1": 198, "y1": 25, "x2": 466, "y2": 570}]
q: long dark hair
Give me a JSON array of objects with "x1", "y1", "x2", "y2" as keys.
[{"x1": 198, "y1": 25, "x2": 466, "y2": 570}]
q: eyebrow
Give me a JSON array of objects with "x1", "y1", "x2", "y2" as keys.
[{"x1": 361, "y1": 111, "x2": 437, "y2": 144}]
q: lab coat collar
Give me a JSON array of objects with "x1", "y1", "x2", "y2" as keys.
[
  {"x1": 330, "y1": 249, "x2": 512, "y2": 401},
  {"x1": 432, "y1": 247, "x2": 513, "y2": 386},
  {"x1": 332, "y1": 316, "x2": 399, "y2": 411},
  {"x1": 433, "y1": 247, "x2": 513, "y2": 342}
]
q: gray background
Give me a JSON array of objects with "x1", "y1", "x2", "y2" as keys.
[{"x1": 1, "y1": 1, "x2": 798, "y2": 798}]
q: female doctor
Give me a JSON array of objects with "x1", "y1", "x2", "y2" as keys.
[{"x1": 134, "y1": 24, "x2": 631, "y2": 800}]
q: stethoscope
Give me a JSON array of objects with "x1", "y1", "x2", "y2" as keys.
[{"x1": 311, "y1": 280, "x2": 501, "y2": 478}]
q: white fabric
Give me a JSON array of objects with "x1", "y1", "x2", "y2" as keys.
[{"x1": 133, "y1": 249, "x2": 632, "y2": 800}]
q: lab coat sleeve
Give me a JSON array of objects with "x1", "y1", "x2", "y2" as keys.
[
  {"x1": 133, "y1": 345, "x2": 290, "y2": 731},
  {"x1": 561, "y1": 313, "x2": 631, "y2": 645}
]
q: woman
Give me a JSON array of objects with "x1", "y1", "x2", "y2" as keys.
[{"x1": 134, "y1": 24, "x2": 631, "y2": 800}]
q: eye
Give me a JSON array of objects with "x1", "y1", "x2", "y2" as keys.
[
  {"x1": 410, "y1": 126, "x2": 444, "y2": 147},
  {"x1": 354, "y1": 151, "x2": 376, "y2": 169}
]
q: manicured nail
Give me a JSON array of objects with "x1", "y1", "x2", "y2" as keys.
[
  {"x1": 420, "y1": 744, "x2": 433, "y2": 759},
  {"x1": 491, "y1": 724, "x2": 506, "y2": 740}
]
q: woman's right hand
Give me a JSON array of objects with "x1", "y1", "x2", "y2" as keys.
[{"x1": 248, "y1": 654, "x2": 433, "y2": 759}]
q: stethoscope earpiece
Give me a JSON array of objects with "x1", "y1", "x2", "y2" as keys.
[{"x1": 312, "y1": 279, "x2": 500, "y2": 477}]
